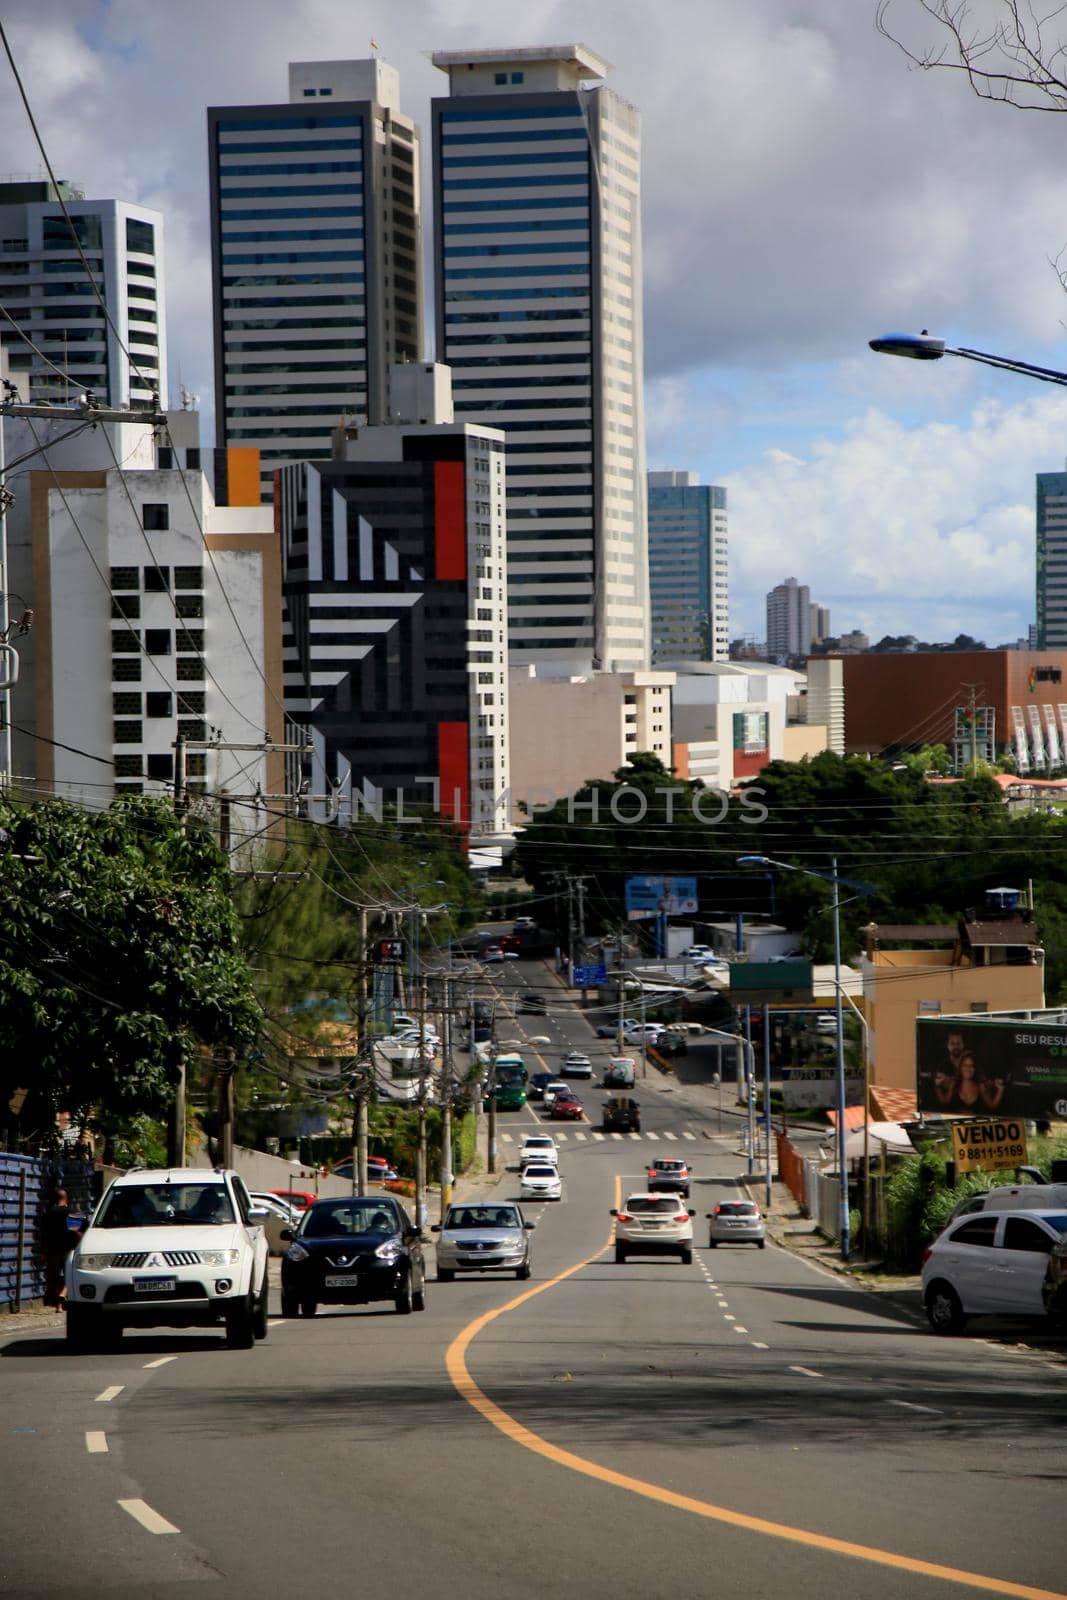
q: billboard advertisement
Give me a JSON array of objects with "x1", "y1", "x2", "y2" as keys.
[
  {"x1": 624, "y1": 875, "x2": 698, "y2": 919},
  {"x1": 916, "y1": 1017, "x2": 1067, "y2": 1120},
  {"x1": 781, "y1": 1068, "x2": 865, "y2": 1110}
]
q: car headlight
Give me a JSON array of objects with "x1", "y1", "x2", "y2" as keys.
[
  {"x1": 286, "y1": 1242, "x2": 310, "y2": 1263},
  {"x1": 76, "y1": 1253, "x2": 111, "y2": 1271},
  {"x1": 502, "y1": 1233, "x2": 524, "y2": 1247},
  {"x1": 200, "y1": 1249, "x2": 241, "y2": 1266},
  {"x1": 374, "y1": 1239, "x2": 403, "y2": 1263}
]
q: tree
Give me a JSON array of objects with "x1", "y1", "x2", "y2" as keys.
[
  {"x1": 877, "y1": 2, "x2": 1067, "y2": 113},
  {"x1": 0, "y1": 796, "x2": 258, "y2": 1145}
]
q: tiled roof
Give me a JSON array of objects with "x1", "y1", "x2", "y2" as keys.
[{"x1": 871, "y1": 1086, "x2": 918, "y2": 1122}]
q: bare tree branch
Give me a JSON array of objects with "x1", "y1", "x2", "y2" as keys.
[{"x1": 876, "y1": 0, "x2": 1067, "y2": 111}]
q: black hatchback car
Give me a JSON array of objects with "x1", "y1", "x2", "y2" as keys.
[{"x1": 280, "y1": 1196, "x2": 427, "y2": 1318}]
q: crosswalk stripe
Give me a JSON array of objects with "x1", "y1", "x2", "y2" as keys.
[
  {"x1": 627, "y1": 1131, "x2": 640, "y2": 1140},
  {"x1": 501, "y1": 1133, "x2": 514, "y2": 1143},
  {"x1": 591, "y1": 1132, "x2": 604, "y2": 1141},
  {"x1": 555, "y1": 1132, "x2": 568, "y2": 1141},
  {"x1": 681, "y1": 1131, "x2": 696, "y2": 1140},
  {"x1": 574, "y1": 1131, "x2": 587, "y2": 1141},
  {"x1": 663, "y1": 1130, "x2": 677, "y2": 1141},
  {"x1": 644, "y1": 1130, "x2": 659, "y2": 1140},
  {"x1": 611, "y1": 1133, "x2": 623, "y2": 1141}
]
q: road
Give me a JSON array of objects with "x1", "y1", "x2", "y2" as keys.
[{"x1": 1, "y1": 958, "x2": 1063, "y2": 1600}]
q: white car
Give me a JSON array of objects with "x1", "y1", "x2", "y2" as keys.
[
  {"x1": 541, "y1": 1080, "x2": 571, "y2": 1109},
  {"x1": 65, "y1": 1168, "x2": 270, "y2": 1352},
  {"x1": 560, "y1": 1051, "x2": 593, "y2": 1079},
  {"x1": 921, "y1": 1207, "x2": 1067, "y2": 1334},
  {"x1": 611, "y1": 1192, "x2": 695, "y2": 1264},
  {"x1": 520, "y1": 1164, "x2": 563, "y2": 1201},
  {"x1": 518, "y1": 1135, "x2": 558, "y2": 1167}
]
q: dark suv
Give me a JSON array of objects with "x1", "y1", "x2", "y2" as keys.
[
  {"x1": 602, "y1": 1094, "x2": 641, "y2": 1133},
  {"x1": 518, "y1": 992, "x2": 547, "y2": 1015}
]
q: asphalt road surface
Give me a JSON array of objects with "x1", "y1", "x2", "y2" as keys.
[{"x1": 2, "y1": 959, "x2": 1063, "y2": 1600}]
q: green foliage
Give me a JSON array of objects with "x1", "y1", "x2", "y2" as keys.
[{"x1": 0, "y1": 796, "x2": 258, "y2": 1142}]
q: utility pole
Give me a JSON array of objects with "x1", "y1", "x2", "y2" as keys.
[
  {"x1": 440, "y1": 977, "x2": 454, "y2": 1220},
  {"x1": 173, "y1": 732, "x2": 187, "y2": 826},
  {"x1": 414, "y1": 970, "x2": 428, "y2": 1231},
  {"x1": 352, "y1": 905, "x2": 369, "y2": 1197},
  {"x1": 487, "y1": 1033, "x2": 498, "y2": 1175},
  {"x1": 216, "y1": 1046, "x2": 236, "y2": 1168}
]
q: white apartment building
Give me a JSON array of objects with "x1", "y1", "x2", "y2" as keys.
[
  {"x1": 668, "y1": 661, "x2": 827, "y2": 788},
  {"x1": 0, "y1": 182, "x2": 165, "y2": 410},
  {"x1": 431, "y1": 45, "x2": 648, "y2": 671},
  {"x1": 208, "y1": 59, "x2": 422, "y2": 491},
  {"x1": 766, "y1": 577, "x2": 811, "y2": 659},
  {"x1": 15, "y1": 434, "x2": 283, "y2": 826},
  {"x1": 508, "y1": 666, "x2": 672, "y2": 803}
]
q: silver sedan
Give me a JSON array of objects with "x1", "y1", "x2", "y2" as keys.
[
  {"x1": 706, "y1": 1198, "x2": 766, "y2": 1248},
  {"x1": 431, "y1": 1202, "x2": 535, "y2": 1281}
]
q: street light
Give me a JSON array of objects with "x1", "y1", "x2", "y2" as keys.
[
  {"x1": 737, "y1": 853, "x2": 872, "y2": 1260},
  {"x1": 869, "y1": 331, "x2": 1067, "y2": 388}
]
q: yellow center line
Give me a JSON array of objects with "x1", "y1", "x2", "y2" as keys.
[{"x1": 445, "y1": 1174, "x2": 1065, "y2": 1600}]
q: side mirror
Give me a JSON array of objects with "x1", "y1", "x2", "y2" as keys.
[
  {"x1": 609, "y1": 1208, "x2": 618, "y2": 1217},
  {"x1": 704, "y1": 1214, "x2": 713, "y2": 1220},
  {"x1": 688, "y1": 1210, "x2": 696, "y2": 1218},
  {"x1": 248, "y1": 1206, "x2": 269, "y2": 1221},
  {"x1": 430, "y1": 1224, "x2": 441, "y2": 1233},
  {"x1": 524, "y1": 1220, "x2": 536, "y2": 1230},
  {"x1": 279, "y1": 1227, "x2": 293, "y2": 1242}
]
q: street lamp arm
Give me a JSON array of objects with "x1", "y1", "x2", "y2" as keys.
[
  {"x1": 869, "y1": 332, "x2": 1067, "y2": 389},
  {"x1": 737, "y1": 854, "x2": 875, "y2": 896}
]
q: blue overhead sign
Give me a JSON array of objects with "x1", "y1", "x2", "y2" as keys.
[{"x1": 573, "y1": 964, "x2": 607, "y2": 988}]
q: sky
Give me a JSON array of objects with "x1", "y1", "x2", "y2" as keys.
[{"x1": 4, "y1": 0, "x2": 1067, "y2": 645}]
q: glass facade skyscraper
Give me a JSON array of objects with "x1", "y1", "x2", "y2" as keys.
[
  {"x1": 208, "y1": 60, "x2": 422, "y2": 493},
  {"x1": 431, "y1": 46, "x2": 648, "y2": 670},
  {"x1": 647, "y1": 471, "x2": 728, "y2": 663}
]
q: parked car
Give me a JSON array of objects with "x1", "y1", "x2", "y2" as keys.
[
  {"x1": 682, "y1": 945, "x2": 714, "y2": 959},
  {"x1": 603, "y1": 1057, "x2": 637, "y2": 1089},
  {"x1": 280, "y1": 1195, "x2": 426, "y2": 1317},
  {"x1": 520, "y1": 1164, "x2": 563, "y2": 1202},
  {"x1": 921, "y1": 1207, "x2": 1067, "y2": 1334},
  {"x1": 611, "y1": 1193, "x2": 695, "y2": 1263},
  {"x1": 432, "y1": 1202, "x2": 535, "y2": 1281},
  {"x1": 560, "y1": 1051, "x2": 593, "y2": 1078},
  {"x1": 948, "y1": 1182, "x2": 1067, "y2": 1223},
  {"x1": 512, "y1": 917, "x2": 537, "y2": 933},
  {"x1": 707, "y1": 1198, "x2": 766, "y2": 1248},
  {"x1": 271, "y1": 1188, "x2": 318, "y2": 1212},
  {"x1": 65, "y1": 1168, "x2": 270, "y2": 1352},
  {"x1": 550, "y1": 1092, "x2": 584, "y2": 1121},
  {"x1": 602, "y1": 1094, "x2": 641, "y2": 1133},
  {"x1": 1042, "y1": 1233, "x2": 1067, "y2": 1323},
  {"x1": 647, "y1": 1157, "x2": 690, "y2": 1197},
  {"x1": 250, "y1": 1192, "x2": 303, "y2": 1254},
  {"x1": 330, "y1": 1156, "x2": 400, "y2": 1185},
  {"x1": 518, "y1": 992, "x2": 548, "y2": 1015},
  {"x1": 596, "y1": 1021, "x2": 626, "y2": 1038}
]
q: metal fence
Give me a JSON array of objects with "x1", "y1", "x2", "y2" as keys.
[{"x1": 0, "y1": 1153, "x2": 95, "y2": 1310}]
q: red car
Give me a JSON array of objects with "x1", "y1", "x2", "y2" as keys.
[
  {"x1": 271, "y1": 1188, "x2": 318, "y2": 1211},
  {"x1": 550, "y1": 1093, "x2": 584, "y2": 1121}
]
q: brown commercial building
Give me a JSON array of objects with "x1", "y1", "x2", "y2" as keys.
[{"x1": 837, "y1": 650, "x2": 1067, "y2": 771}]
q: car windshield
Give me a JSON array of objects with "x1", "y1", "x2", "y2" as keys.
[
  {"x1": 627, "y1": 1197, "x2": 684, "y2": 1214},
  {"x1": 655, "y1": 1162, "x2": 685, "y2": 1172},
  {"x1": 524, "y1": 1166, "x2": 556, "y2": 1178},
  {"x1": 95, "y1": 1182, "x2": 236, "y2": 1228},
  {"x1": 446, "y1": 1207, "x2": 521, "y2": 1230},
  {"x1": 717, "y1": 1202, "x2": 757, "y2": 1216},
  {"x1": 299, "y1": 1203, "x2": 398, "y2": 1238}
]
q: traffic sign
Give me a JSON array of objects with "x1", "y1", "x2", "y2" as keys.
[{"x1": 573, "y1": 963, "x2": 607, "y2": 988}]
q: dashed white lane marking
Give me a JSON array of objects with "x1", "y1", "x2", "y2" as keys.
[
  {"x1": 723, "y1": 1314, "x2": 736, "y2": 1322},
  {"x1": 118, "y1": 1499, "x2": 180, "y2": 1536},
  {"x1": 663, "y1": 1131, "x2": 678, "y2": 1141},
  {"x1": 752, "y1": 1341, "x2": 769, "y2": 1349},
  {"x1": 268, "y1": 1319, "x2": 287, "y2": 1327},
  {"x1": 143, "y1": 1356, "x2": 177, "y2": 1370},
  {"x1": 95, "y1": 1386, "x2": 123, "y2": 1403},
  {"x1": 501, "y1": 1133, "x2": 514, "y2": 1143},
  {"x1": 85, "y1": 1431, "x2": 108, "y2": 1454},
  {"x1": 733, "y1": 1326, "x2": 748, "y2": 1334},
  {"x1": 888, "y1": 1399, "x2": 942, "y2": 1415},
  {"x1": 790, "y1": 1365, "x2": 823, "y2": 1379}
]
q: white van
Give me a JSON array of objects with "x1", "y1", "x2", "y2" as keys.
[
  {"x1": 603, "y1": 1057, "x2": 637, "y2": 1089},
  {"x1": 949, "y1": 1182, "x2": 1067, "y2": 1222}
]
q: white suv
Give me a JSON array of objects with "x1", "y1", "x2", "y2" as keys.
[
  {"x1": 611, "y1": 1193, "x2": 695, "y2": 1264},
  {"x1": 66, "y1": 1168, "x2": 270, "y2": 1352}
]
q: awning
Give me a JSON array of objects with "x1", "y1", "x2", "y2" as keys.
[{"x1": 844, "y1": 1122, "x2": 913, "y2": 1160}]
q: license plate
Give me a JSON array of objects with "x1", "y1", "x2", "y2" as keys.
[
  {"x1": 325, "y1": 1274, "x2": 358, "y2": 1288},
  {"x1": 134, "y1": 1277, "x2": 175, "y2": 1294}
]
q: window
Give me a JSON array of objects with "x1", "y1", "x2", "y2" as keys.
[
  {"x1": 950, "y1": 1217, "x2": 998, "y2": 1247},
  {"x1": 173, "y1": 567, "x2": 203, "y2": 591},
  {"x1": 176, "y1": 594, "x2": 203, "y2": 619},
  {"x1": 511, "y1": 71, "x2": 524, "y2": 83},
  {"x1": 143, "y1": 503, "x2": 169, "y2": 531},
  {"x1": 110, "y1": 566, "x2": 138, "y2": 591},
  {"x1": 143, "y1": 566, "x2": 170, "y2": 592},
  {"x1": 112, "y1": 693, "x2": 141, "y2": 715},
  {"x1": 111, "y1": 658, "x2": 142, "y2": 682},
  {"x1": 177, "y1": 691, "x2": 206, "y2": 715},
  {"x1": 186, "y1": 448, "x2": 201, "y2": 470},
  {"x1": 144, "y1": 629, "x2": 171, "y2": 656},
  {"x1": 319, "y1": 86, "x2": 332, "y2": 95},
  {"x1": 179, "y1": 719, "x2": 206, "y2": 741},
  {"x1": 494, "y1": 72, "x2": 507, "y2": 84},
  {"x1": 114, "y1": 755, "x2": 143, "y2": 777},
  {"x1": 187, "y1": 753, "x2": 207, "y2": 777},
  {"x1": 111, "y1": 595, "x2": 140, "y2": 619},
  {"x1": 146, "y1": 692, "x2": 172, "y2": 718},
  {"x1": 1003, "y1": 1218, "x2": 1056, "y2": 1254},
  {"x1": 176, "y1": 629, "x2": 204, "y2": 654},
  {"x1": 113, "y1": 721, "x2": 143, "y2": 744},
  {"x1": 177, "y1": 659, "x2": 204, "y2": 682},
  {"x1": 111, "y1": 630, "x2": 141, "y2": 654},
  {"x1": 126, "y1": 218, "x2": 155, "y2": 256},
  {"x1": 157, "y1": 447, "x2": 173, "y2": 468},
  {"x1": 146, "y1": 754, "x2": 173, "y2": 781},
  {"x1": 303, "y1": 87, "x2": 315, "y2": 96}
]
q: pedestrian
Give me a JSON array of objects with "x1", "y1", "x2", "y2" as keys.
[{"x1": 40, "y1": 1187, "x2": 81, "y2": 1311}]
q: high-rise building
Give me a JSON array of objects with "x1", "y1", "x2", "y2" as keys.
[
  {"x1": 0, "y1": 181, "x2": 165, "y2": 410},
  {"x1": 1037, "y1": 468, "x2": 1067, "y2": 647},
  {"x1": 279, "y1": 364, "x2": 511, "y2": 850},
  {"x1": 810, "y1": 603, "x2": 831, "y2": 646},
  {"x1": 647, "y1": 471, "x2": 727, "y2": 663},
  {"x1": 431, "y1": 45, "x2": 648, "y2": 671},
  {"x1": 766, "y1": 577, "x2": 811, "y2": 658},
  {"x1": 208, "y1": 59, "x2": 422, "y2": 493}
]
